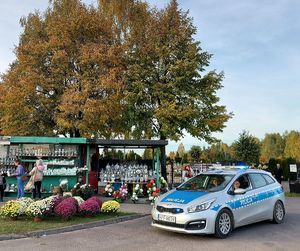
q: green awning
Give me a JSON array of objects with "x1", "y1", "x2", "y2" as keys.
[{"x1": 10, "y1": 136, "x2": 86, "y2": 144}]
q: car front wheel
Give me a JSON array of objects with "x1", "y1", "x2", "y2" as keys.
[
  {"x1": 214, "y1": 209, "x2": 233, "y2": 238},
  {"x1": 273, "y1": 200, "x2": 285, "y2": 224}
]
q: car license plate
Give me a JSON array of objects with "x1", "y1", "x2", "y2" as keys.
[{"x1": 158, "y1": 214, "x2": 176, "y2": 223}]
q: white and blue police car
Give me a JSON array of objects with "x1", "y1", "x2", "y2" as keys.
[{"x1": 151, "y1": 168, "x2": 285, "y2": 238}]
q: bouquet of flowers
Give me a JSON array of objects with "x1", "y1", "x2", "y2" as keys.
[
  {"x1": 0, "y1": 200, "x2": 22, "y2": 219},
  {"x1": 183, "y1": 165, "x2": 193, "y2": 178},
  {"x1": 146, "y1": 179, "x2": 160, "y2": 204},
  {"x1": 71, "y1": 183, "x2": 94, "y2": 201},
  {"x1": 112, "y1": 184, "x2": 128, "y2": 203},
  {"x1": 131, "y1": 184, "x2": 144, "y2": 203},
  {"x1": 79, "y1": 198, "x2": 100, "y2": 216},
  {"x1": 104, "y1": 183, "x2": 114, "y2": 197},
  {"x1": 101, "y1": 200, "x2": 120, "y2": 213}
]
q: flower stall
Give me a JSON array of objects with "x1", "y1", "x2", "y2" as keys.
[{"x1": 0, "y1": 136, "x2": 168, "y2": 204}]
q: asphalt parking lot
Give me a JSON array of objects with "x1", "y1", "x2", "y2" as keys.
[{"x1": 0, "y1": 197, "x2": 299, "y2": 251}]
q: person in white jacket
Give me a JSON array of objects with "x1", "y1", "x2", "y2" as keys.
[{"x1": 30, "y1": 159, "x2": 45, "y2": 199}]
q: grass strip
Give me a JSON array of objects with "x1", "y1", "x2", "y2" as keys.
[
  {"x1": 0, "y1": 212, "x2": 134, "y2": 235},
  {"x1": 285, "y1": 192, "x2": 300, "y2": 197}
]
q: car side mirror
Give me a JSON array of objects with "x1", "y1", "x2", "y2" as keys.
[{"x1": 234, "y1": 188, "x2": 246, "y2": 195}]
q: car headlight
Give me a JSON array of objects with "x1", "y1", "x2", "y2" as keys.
[{"x1": 187, "y1": 199, "x2": 216, "y2": 213}]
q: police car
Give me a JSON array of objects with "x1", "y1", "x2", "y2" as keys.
[{"x1": 151, "y1": 168, "x2": 285, "y2": 238}]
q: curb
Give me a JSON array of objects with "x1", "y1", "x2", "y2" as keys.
[{"x1": 0, "y1": 214, "x2": 150, "y2": 242}]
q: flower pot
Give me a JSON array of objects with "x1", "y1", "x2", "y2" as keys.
[{"x1": 33, "y1": 216, "x2": 42, "y2": 222}]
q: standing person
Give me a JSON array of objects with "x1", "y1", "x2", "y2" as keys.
[
  {"x1": 12, "y1": 159, "x2": 25, "y2": 198},
  {"x1": 274, "y1": 163, "x2": 284, "y2": 184},
  {"x1": 0, "y1": 173, "x2": 7, "y2": 202},
  {"x1": 30, "y1": 159, "x2": 45, "y2": 199}
]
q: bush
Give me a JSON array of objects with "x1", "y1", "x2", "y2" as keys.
[
  {"x1": 101, "y1": 200, "x2": 120, "y2": 213},
  {"x1": 89, "y1": 196, "x2": 102, "y2": 208},
  {"x1": 79, "y1": 199, "x2": 100, "y2": 216},
  {"x1": 0, "y1": 200, "x2": 21, "y2": 218},
  {"x1": 54, "y1": 197, "x2": 77, "y2": 219}
]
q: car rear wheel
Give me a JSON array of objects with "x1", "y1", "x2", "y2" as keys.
[
  {"x1": 214, "y1": 209, "x2": 233, "y2": 238},
  {"x1": 273, "y1": 200, "x2": 285, "y2": 224}
]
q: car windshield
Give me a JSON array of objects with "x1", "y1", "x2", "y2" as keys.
[{"x1": 177, "y1": 174, "x2": 234, "y2": 192}]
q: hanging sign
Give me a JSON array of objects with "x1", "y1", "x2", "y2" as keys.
[{"x1": 290, "y1": 164, "x2": 297, "y2": 172}]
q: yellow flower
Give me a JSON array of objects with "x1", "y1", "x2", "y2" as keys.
[
  {"x1": 0, "y1": 200, "x2": 22, "y2": 218},
  {"x1": 101, "y1": 200, "x2": 120, "y2": 213}
]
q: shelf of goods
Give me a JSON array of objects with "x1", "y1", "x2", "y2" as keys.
[{"x1": 1, "y1": 143, "x2": 81, "y2": 198}]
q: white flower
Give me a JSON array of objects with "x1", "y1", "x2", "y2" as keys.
[
  {"x1": 105, "y1": 187, "x2": 108, "y2": 191},
  {"x1": 139, "y1": 189, "x2": 143, "y2": 193},
  {"x1": 108, "y1": 188, "x2": 112, "y2": 193},
  {"x1": 149, "y1": 196, "x2": 153, "y2": 201},
  {"x1": 152, "y1": 187, "x2": 156, "y2": 191}
]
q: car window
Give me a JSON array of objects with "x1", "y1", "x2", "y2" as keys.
[
  {"x1": 263, "y1": 174, "x2": 275, "y2": 184},
  {"x1": 177, "y1": 174, "x2": 234, "y2": 192},
  {"x1": 229, "y1": 174, "x2": 251, "y2": 193},
  {"x1": 249, "y1": 173, "x2": 268, "y2": 189}
]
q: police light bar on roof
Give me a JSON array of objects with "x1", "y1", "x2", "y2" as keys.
[{"x1": 208, "y1": 165, "x2": 249, "y2": 170}]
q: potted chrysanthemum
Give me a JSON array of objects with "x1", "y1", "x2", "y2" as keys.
[
  {"x1": 25, "y1": 200, "x2": 49, "y2": 222},
  {"x1": 0, "y1": 200, "x2": 22, "y2": 220}
]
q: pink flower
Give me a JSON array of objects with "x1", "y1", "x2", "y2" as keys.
[
  {"x1": 54, "y1": 198, "x2": 77, "y2": 219},
  {"x1": 79, "y1": 199, "x2": 100, "y2": 215}
]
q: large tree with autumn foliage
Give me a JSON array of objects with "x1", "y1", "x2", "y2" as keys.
[{"x1": 0, "y1": 0, "x2": 231, "y2": 141}]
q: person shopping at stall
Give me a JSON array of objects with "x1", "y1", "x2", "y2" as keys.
[
  {"x1": 12, "y1": 159, "x2": 25, "y2": 199},
  {"x1": 29, "y1": 159, "x2": 45, "y2": 199},
  {"x1": 0, "y1": 172, "x2": 7, "y2": 202}
]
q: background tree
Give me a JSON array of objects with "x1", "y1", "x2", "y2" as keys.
[
  {"x1": 0, "y1": 0, "x2": 146, "y2": 137},
  {"x1": 168, "y1": 151, "x2": 176, "y2": 161},
  {"x1": 176, "y1": 143, "x2": 185, "y2": 159},
  {"x1": 124, "y1": 0, "x2": 231, "y2": 142},
  {"x1": 209, "y1": 142, "x2": 233, "y2": 163},
  {"x1": 125, "y1": 150, "x2": 141, "y2": 161},
  {"x1": 142, "y1": 148, "x2": 153, "y2": 160},
  {"x1": 284, "y1": 131, "x2": 300, "y2": 161},
  {"x1": 232, "y1": 131, "x2": 261, "y2": 165},
  {"x1": 260, "y1": 133, "x2": 285, "y2": 163},
  {"x1": 0, "y1": 0, "x2": 231, "y2": 180},
  {"x1": 174, "y1": 152, "x2": 182, "y2": 164},
  {"x1": 189, "y1": 145, "x2": 202, "y2": 163}
]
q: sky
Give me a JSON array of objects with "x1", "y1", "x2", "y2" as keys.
[{"x1": 1, "y1": 0, "x2": 300, "y2": 154}]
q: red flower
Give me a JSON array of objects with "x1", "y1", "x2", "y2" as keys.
[
  {"x1": 146, "y1": 183, "x2": 151, "y2": 188},
  {"x1": 150, "y1": 179, "x2": 155, "y2": 184},
  {"x1": 152, "y1": 192, "x2": 157, "y2": 197},
  {"x1": 156, "y1": 188, "x2": 160, "y2": 193}
]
